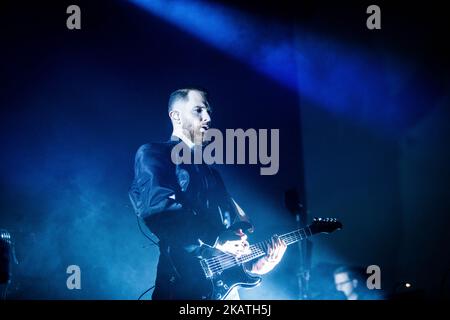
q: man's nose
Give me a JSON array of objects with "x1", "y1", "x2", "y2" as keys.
[{"x1": 202, "y1": 111, "x2": 211, "y2": 124}]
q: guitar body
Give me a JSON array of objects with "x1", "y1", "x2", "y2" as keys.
[
  {"x1": 168, "y1": 244, "x2": 261, "y2": 300},
  {"x1": 166, "y1": 218, "x2": 341, "y2": 300},
  {"x1": 198, "y1": 245, "x2": 262, "y2": 300}
]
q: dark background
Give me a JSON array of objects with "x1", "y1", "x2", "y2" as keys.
[{"x1": 0, "y1": 0, "x2": 449, "y2": 299}]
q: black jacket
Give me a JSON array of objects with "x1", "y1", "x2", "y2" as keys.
[{"x1": 129, "y1": 136, "x2": 246, "y2": 299}]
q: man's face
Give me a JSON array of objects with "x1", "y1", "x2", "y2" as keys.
[
  {"x1": 175, "y1": 90, "x2": 211, "y2": 145},
  {"x1": 334, "y1": 272, "x2": 357, "y2": 298}
]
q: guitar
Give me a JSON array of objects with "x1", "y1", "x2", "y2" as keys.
[{"x1": 180, "y1": 217, "x2": 342, "y2": 300}]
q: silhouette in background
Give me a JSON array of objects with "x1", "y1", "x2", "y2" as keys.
[{"x1": 333, "y1": 265, "x2": 383, "y2": 300}]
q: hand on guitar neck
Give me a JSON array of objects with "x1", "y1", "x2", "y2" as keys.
[
  {"x1": 215, "y1": 228, "x2": 287, "y2": 275},
  {"x1": 250, "y1": 235, "x2": 287, "y2": 274},
  {"x1": 195, "y1": 218, "x2": 341, "y2": 300}
]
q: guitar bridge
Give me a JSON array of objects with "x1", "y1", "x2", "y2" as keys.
[{"x1": 200, "y1": 259, "x2": 214, "y2": 278}]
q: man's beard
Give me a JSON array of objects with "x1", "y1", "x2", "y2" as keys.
[{"x1": 192, "y1": 129, "x2": 206, "y2": 146}]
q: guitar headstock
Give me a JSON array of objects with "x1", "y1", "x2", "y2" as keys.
[{"x1": 309, "y1": 217, "x2": 342, "y2": 234}]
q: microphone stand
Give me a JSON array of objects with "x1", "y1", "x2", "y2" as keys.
[
  {"x1": 285, "y1": 189, "x2": 312, "y2": 300},
  {"x1": 296, "y1": 204, "x2": 312, "y2": 300}
]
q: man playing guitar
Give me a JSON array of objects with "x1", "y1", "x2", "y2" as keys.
[{"x1": 129, "y1": 87, "x2": 287, "y2": 300}]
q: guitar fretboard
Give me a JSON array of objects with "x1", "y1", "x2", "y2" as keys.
[
  {"x1": 240, "y1": 227, "x2": 313, "y2": 264},
  {"x1": 203, "y1": 226, "x2": 313, "y2": 275}
]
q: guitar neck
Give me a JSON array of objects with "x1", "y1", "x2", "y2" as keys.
[{"x1": 239, "y1": 226, "x2": 313, "y2": 264}]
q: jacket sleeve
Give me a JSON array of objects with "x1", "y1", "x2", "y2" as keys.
[
  {"x1": 210, "y1": 168, "x2": 253, "y2": 230},
  {"x1": 128, "y1": 143, "x2": 183, "y2": 220}
]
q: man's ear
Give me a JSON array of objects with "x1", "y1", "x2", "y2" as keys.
[{"x1": 169, "y1": 110, "x2": 181, "y2": 123}]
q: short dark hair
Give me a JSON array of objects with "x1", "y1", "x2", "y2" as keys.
[
  {"x1": 168, "y1": 87, "x2": 209, "y2": 113},
  {"x1": 334, "y1": 266, "x2": 366, "y2": 282}
]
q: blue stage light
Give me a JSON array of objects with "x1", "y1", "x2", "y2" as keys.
[{"x1": 130, "y1": 0, "x2": 434, "y2": 135}]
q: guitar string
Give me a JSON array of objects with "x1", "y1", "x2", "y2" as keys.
[
  {"x1": 206, "y1": 226, "x2": 328, "y2": 273},
  {"x1": 203, "y1": 232, "x2": 303, "y2": 270},
  {"x1": 207, "y1": 240, "x2": 292, "y2": 272},
  {"x1": 203, "y1": 230, "x2": 305, "y2": 267},
  {"x1": 205, "y1": 247, "x2": 266, "y2": 272},
  {"x1": 204, "y1": 239, "x2": 284, "y2": 269},
  {"x1": 204, "y1": 242, "x2": 269, "y2": 271},
  {"x1": 203, "y1": 246, "x2": 264, "y2": 270},
  {"x1": 204, "y1": 233, "x2": 306, "y2": 272},
  {"x1": 203, "y1": 224, "x2": 334, "y2": 275},
  {"x1": 207, "y1": 228, "x2": 310, "y2": 271}
]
